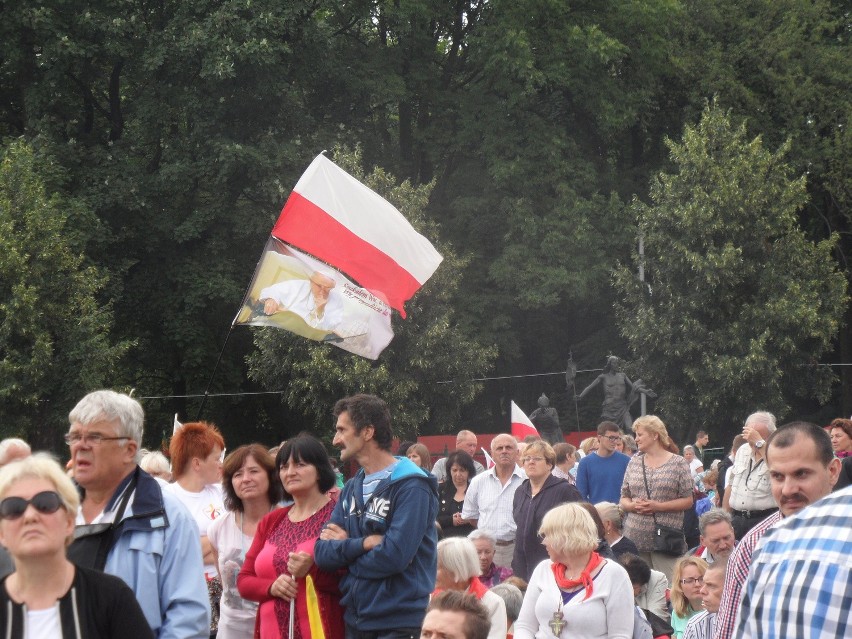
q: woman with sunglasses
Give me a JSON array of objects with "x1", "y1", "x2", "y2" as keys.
[{"x1": 0, "y1": 454, "x2": 153, "y2": 638}]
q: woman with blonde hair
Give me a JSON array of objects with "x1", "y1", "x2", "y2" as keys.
[
  {"x1": 578, "y1": 437, "x2": 599, "y2": 457},
  {"x1": 435, "y1": 537, "x2": 507, "y2": 639},
  {"x1": 670, "y1": 556, "x2": 708, "y2": 638},
  {"x1": 514, "y1": 503, "x2": 634, "y2": 639},
  {"x1": 0, "y1": 454, "x2": 152, "y2": 638},
  {"x1": 619, "y1": 415, "x2": 693, "y2": 581}
]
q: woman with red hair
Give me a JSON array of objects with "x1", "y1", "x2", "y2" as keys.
[{"x1": 168, "y1": 421, "x2": 227, "y2": 636}]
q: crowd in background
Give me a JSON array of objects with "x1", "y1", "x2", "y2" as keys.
[{"x1": 0, "y1": 391, "x2": 849, "y2": 639}]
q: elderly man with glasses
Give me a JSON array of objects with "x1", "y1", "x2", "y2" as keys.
[
  {"x1": 575, "y1": 422, "x2": 631, "y2": 504},
  {"x1": 65, "y1": 390, "x2": 210, "y2": 638}
]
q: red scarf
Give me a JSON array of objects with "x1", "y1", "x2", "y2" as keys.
[
  {"x1": 550, "y1": 552, "x2": 603, "y2": 601},
  {"x1": 433, "y1": 577, "x2": 489, "y2": 600}
]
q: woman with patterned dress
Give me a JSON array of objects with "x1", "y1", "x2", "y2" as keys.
[
  {"x1": 238, "y1": 435, "x2": 343, "y2": 639},
  {"x1": 208, "y1": 445, "x2": 282, "y2": 639},
  {"x1": 620, "y1": 415, "x2": 694, "y2": 583}
]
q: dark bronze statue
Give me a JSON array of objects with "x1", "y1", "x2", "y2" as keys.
[
  {"x1": 576, "y1": 356, "x2": 656, "y2": 430},
  {"x1": 529, "y1": 394, "x2": 563, "y2": 445}
]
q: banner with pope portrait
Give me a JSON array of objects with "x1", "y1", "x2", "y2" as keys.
[{"x1": 234, "y1": 238, "x2": 394, "y2": 360}]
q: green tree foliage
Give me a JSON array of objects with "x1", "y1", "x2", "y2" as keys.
[
  {"x1": 614, "y1": 104, "x2": 847, "y2": 438},
  {"x1": 247, "y1": 147, "x2": 496, "y2": 439},
  {"x1": 0, "y1": 140, "x2": 128, "y2": 446}
]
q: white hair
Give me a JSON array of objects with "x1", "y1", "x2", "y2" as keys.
[
  {"x1": 438, "y1": 537, "x2": 481, "y2": 582},
  {"x1": 746, "y1": 411, "x2": 776, "y2": 434},
  {"x1": 69, "y1": 390, "x2": 144, "y2": 445},
  {"x1": 0, "y1": 438, "x2": 31, "y2": 466}
]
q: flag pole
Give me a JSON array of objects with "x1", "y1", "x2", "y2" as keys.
[{"x1": 195, "y1": 323, "x2": 235, "y2": 419}]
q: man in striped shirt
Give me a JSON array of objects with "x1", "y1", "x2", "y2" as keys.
[{"x1": 683, "y1": 562, "x2": 725, "y2": 639}]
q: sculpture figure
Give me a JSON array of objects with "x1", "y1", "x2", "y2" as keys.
[
  {"x1": 529, "y1": 394, "x2": 563, "y2": 445},
  {"x1": 575, "y1": 356, "x2": 656, "y2": 430}
]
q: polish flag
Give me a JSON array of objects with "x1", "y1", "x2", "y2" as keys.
[
  {"x1": 480, "y1": 447, "x2": 495, "y2": 469},
  {"x1": 511, "y1": 401, "x2": 540, "y2": 439},
  {"x1": 272, "y1": 154, "x2": 443, "y2": 317}
]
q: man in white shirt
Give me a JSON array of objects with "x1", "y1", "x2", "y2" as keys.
[
  {"x1": 259, "y1": 271, "x2": 344, "y2": 332},
  {"x1": 462, "y1": 434, "x2": 525, "y2": 568},
  {"x1": 723, "y1": 411, "x2": 777, "y2": 540}
]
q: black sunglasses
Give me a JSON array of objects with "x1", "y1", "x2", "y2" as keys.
[{"x1": 0, "y1": 491, "x2": 64, "y2": 520}]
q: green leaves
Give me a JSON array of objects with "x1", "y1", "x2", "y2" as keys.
[
  {"x1": 615, "y1": 103, "x2": 847, "y2": 437},
  {"x1": 0, "y1": 140, "x2": 129, "y2": 445}
]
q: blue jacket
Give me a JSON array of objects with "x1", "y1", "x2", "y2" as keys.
[
  {"x1": 315, "y1": 456, "x2": 439, "y2": 631},
  {"x1": 102, "y1": 468, "x2": 210, "y2": 638}
]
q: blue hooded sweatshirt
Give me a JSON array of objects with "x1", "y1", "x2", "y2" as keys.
[{"x1": 315, "y1": 456, "x2": 439, "y2": 631}]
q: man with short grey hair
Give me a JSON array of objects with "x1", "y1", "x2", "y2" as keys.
[
  {"x1": 723, "y1": 411, "x2": 777, "y2": 539},
  {"x1": 66, "y1": 390, "x2": 209, "y2": 638},
  {"x1": 462, "y1": 434, "x2": 525, "y2": 567},
  {"x1": 692, "y1": 509, "x2": 735, "y2": 563},
  {"x1": 432, "y1": 430, "x2": 486, "y2": 483}
]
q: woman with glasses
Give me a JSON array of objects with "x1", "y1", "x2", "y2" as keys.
[
  {"x1": 670, "y1": 556, "x2": 708, "y2": 638},
  {"x1": 0, "y1": 454, "x2": 153, "y2": 638},
  {"x1": 512, "y1": 441, "x2": 581, "y2": 581}
]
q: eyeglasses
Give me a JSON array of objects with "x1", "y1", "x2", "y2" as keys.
[
  {"x1": 0, "y1": 491, "x2": 64, "y2": 520},
  {"x1": 680, "y1": 577, "x2": 704, "y2": 586},
  {"x1": 601, "y1": 435, "x2": 622, "y2": 442},
  {"x1": 522, "y1": 456, "x2": 546, "y2": 464},
  {"x1": 64, "y1": 433, "x2": 129, "y2": 447}
]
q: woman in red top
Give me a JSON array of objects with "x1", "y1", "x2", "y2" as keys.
[{"x1": 238, "y1": 435, "x2": 343, "y2": 639}]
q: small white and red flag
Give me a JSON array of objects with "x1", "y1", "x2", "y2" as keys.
[
  {"x1": 271, "y1": 154, "x2": 443, "y2": 318},
  {"x1": 510, "y1": 401, "x2": 540, "y2": 440},
  {"x1": 480, "y1": 447, "x2": 495, "y2": 469}
]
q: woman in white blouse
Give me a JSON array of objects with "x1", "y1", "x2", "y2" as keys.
[{"x1": 514, "y1": 502, "x2": 634, "y2": 639}]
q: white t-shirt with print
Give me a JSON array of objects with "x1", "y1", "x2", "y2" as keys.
[{"x1": 166, "y1": 482, "x2": 226, "y2": 576}]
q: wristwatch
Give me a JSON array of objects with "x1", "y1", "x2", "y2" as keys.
[{"x1": 755, "y1": 439, "x2": 766, "y2": 449}]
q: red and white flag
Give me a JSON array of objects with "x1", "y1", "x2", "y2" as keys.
[
  {"x1": 480, "y1": 447, "x2": 495, "y2": 469},
  {"x1": 511, "y1": 401, "x2": 539, "y2": 440},
  {"x1": 271, "y1": 154, "x2": 443, "y2": 317}
]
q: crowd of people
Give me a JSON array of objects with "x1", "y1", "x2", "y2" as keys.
[{"x1": 0, "y1": 389, "x2": 848, "y2": 639}]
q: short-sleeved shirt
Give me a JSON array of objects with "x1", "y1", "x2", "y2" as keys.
[
  {"x1": 166, "y1": 482, "x2": 226, "y2": 577},
  {"x1": 727, "y1": 445, "x2": 774, "y2": 512},
  {"x1": 208, "y1": 510, "x2": 261, "y2": 638},
  {"x1": 462, "y1": 466, "x2": 525, "y2": 542}
]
